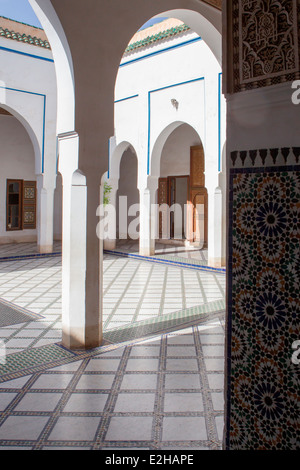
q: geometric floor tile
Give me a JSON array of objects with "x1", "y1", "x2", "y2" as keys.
[
  {"x1": 113, "y1": 393, "x2": 155, "y2": 412},
  {"x1": 163, "y1": 392, "x2": 204, "y2": 412},
  {"x1": 48, "y1": 417, "x2": 100, "y2": 441},
  {"x1": 63, "y1": 394, "x2": 109, "y2": 413},
  {"x1": 0, "y1": 416, "x2": 50, "y2": 440},
  {"x1": 162, "y1": 417, "x2": 207, "y2": 441},
  {"x1": 105, "y1": 417, "x2": 153, "y2": 441},
  {"x1": 0, "y1": 392, "x2": 18, "y2": 411},
  {"x1": 14, "y1": 393, "x2": 62, "y2": 412}
]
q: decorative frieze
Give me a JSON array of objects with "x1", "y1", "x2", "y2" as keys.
[
  {"x1": 230, "y1": 147, "x2": 300, "y2": 167},
  {"x1": 232, "y1": 0, "x2": 300, "y2": 92}
]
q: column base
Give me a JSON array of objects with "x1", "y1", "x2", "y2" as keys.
[
  {"x1": 208, "y1": 257, "x2": 223, "y2": 268},
  {"x1": 103, "y1": 239, "x2": 116, "y2": 250},
  {"x1": 38, "y1": 244, "x2": 53, "y2": 254},
  {"x1": 139, "y1": 246, "x2": 155, "y2": 256},
  {"x1": 62, "y1": 324, "x2": 103, "y2": 350}
]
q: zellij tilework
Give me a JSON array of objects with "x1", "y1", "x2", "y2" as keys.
[{"x1": 227, "y1": 165, "x2": 300, "y2": 450}]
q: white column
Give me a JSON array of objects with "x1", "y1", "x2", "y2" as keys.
[
  {"x1": 58, "y1": 132, "x2": 90, "y2": 349},
  {"x1": 36, "y1": 175, "x2": 55, "y2": 253},
  {"x1": 139, "y1": 177, "x2": 158, "y2": 256},
  {"x1": 102, "y1": 177, "x2": 118, "y2": 250},
  {"x1": 208, "y1": 187, "x2": 223, "y2": 268}
]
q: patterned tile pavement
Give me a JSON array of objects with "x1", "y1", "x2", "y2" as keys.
[
  {"x1": 0, "y1": 242, "x2": 62, "y2": 259},
  {"x1": 0, "y1": 242, "x2": 226, "y2": 449},
  {"x1": 0, "y1": 252, "x2": 225, "y2": 355},
  {"x1": 0, "y1": 319, "x2": 225, "y2": 450}
]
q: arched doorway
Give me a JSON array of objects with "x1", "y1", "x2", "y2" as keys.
[
  {"x1": 157, "y1": 124, "x2": 208, "y2": 249},
  {"x1": 117, "y1": 146, "x2": 139, "y2": 242},
  {"x1": 0, "y1": 107, "x2": 37, "y2": 244}
]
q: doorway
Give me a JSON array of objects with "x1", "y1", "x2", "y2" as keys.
[{"x1": 158, "y1": 144, "x2": 207, "y2": 246}]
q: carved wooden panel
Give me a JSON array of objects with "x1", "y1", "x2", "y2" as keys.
[{"x1": 23, "y1": 181, "x2": 36, "y2": 230}]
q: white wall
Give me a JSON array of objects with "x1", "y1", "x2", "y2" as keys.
[
  {"x1": 112, "y1": 28, "x2": 226, "y2": 264},
  {"x1": 0, "y1": 35, "x2": 57, "y2": 179},
  {"x1": 114, "y1": 28, "x2": 226, "y2": 193},
  {"x1": 0, "y1": 115, "x2": 36, "y2": 243},
  {"x1": 0, "y1": 31, "x2": 58, "y2": 247}
]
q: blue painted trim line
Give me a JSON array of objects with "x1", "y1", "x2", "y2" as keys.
[
  {"x1": 0, "y1": 252, "x2": 62, "y2": 263},
  {"x1": 0, "y1": 45, "x2": 54, "y2": 62},
  {"x1": 0, "y1": 85, "x2": 46, "y2": 174},
  {"x1": 104, "y1": 249, "x2": 226, "y2": 274},
  {"x1": 114, "y1": 94, "x2": 139, "y2": 103},
  {"x1": 120, "y1": 37, "x2": 202, "y2": 67},
  {"x1": 147, "y1": 76, "x2": 205, "y2": 175}
]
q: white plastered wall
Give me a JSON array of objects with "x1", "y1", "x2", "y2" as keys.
[
  {"x1": 0, "y1": 33, "x2": 59, "y2": 248},
  {"x1": 0, "y1": 115, "x2": 36, "y2": 243},
  {"x1": 113, "y1": 26, "x2": 226, "y2": 265}
]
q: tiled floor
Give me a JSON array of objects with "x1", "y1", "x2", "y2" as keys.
[
  {"x1": 0, "y1": 241, "x2": 61, "y2": 258},
  {"x1": 0, "y1": 320, "x2": 225, "y2": 450},
  {"x1": 0, "y1": 242, "x2": 226, "y2": 449},
  {"x1": 0, "y1": 254, "x2": 225, "y2": 355}
]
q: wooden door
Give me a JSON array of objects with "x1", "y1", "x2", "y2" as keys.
[
  {"x1": 158, "y1": 178, "x2": 168, "y2": 238},
  {"x1": 190, "y1": 145, "x2": 207, "y2": 246}
]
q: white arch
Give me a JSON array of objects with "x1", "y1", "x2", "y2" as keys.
[
  {"x1": 150, "y1": 120, "x2": 203, "y2": 178},
  {"x1": 29, "y1": 0, "x2": 75, "y2": 134},
  {"x1": 109, "y1": 140, "x2": 138, "y2": 181},
  {"x1": 152, "y1": 7, "x2": 221, "y2": 65},
  {"x1": 0, "y1": 104, "x2": 41, "y2": 175}
]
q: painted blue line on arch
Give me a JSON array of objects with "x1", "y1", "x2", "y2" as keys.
[
  {"x1": 114, "y1": 94, "x2": 139, "y2": 103},
  {"x1": 0, "y1": 45, "x2": 54, "y2": 62}
]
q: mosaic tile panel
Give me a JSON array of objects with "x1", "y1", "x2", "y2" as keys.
[
  {"x1": 227, "y1": 163, "x2": 300, "y2": 449},
  {"x1": 0, "y1": 344, "x2": 76, "y2": 380}
]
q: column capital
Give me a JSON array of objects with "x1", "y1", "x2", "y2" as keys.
[{"x1": 57, "y1": 131, "x2": 79, "y2": 179}]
